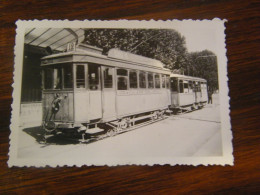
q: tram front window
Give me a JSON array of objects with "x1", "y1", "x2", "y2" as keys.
[
  {"x1": 43, "y1": 64, "x2": 73, "y2": 90},
  {"x1": 43, "y1": 67, "x2": 62, "y2": 89},
  {"x1": 44, "y1": 68, "x2": 53, "y2": 89},
  {"x1": 53, "y1": 68, "x2": 62, "y2": 89},
  {"x1": 63, "y1": 65, "x2": 73, "y2": 89}
]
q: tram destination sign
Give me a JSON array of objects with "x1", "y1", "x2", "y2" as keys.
[{"x1": 9, "y1": 19, "x2": 233, "y2": 167}]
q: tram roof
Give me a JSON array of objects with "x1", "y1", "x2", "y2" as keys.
[
  {"x1": 41, "y1": 43, "x2": 171, "y2": 73},
  {"x1": 107, "y1": 49, "x2": 164, "y2": 69},
  {"x1": 170, "y1": 73, "x2": 207, "y2": 82}
]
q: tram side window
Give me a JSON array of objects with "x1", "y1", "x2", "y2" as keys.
[
  {"x1": 189, "y1": 81, "x2": 193, "y2": 92},
  {"x1": 76, "y1": 65, "x2": 85, "y2": 88},
  {"x1": 44, "y1": 68, "x2": 53, "y2": 89},
  {"x1": 88, "y1": 64, "x2": 99, "y2": 90},
  {"x1": 170, "y1": 78, "x2": 178, "y2": 92},
  {"x1": 129, "y1": 71, "x2": 138, "y2": 89},
  {"x1": 103, "y1": 67, "x2": 113, "y2": 88},
  {"x1": 184, "y1": 82, "x2": 189, "y2": 93},
  {"x1": 117, "y1": 69, "x2": 128, "y2": 90},
  {"x1": 148, "y1": 73, "x2": 154, "y2": 88},
  {"x1": 198, "y1": 82, "x2": 201, "y2": 92},
  {"x1": 63, "y1": 65, "x2": 73, "y2": 89},
  {"x1": 179, "y1": 80, "x2": 184, "y2": 93},
  {"x1": 193, "y1": 82, "x2": 196, "y2": 92},
  {"x1": 155, "y1": 74, "x2": 160, "y2": 88},
  {"x1": 139, "y1": 72, "x2": 147, "y2": 88},
  {"x1": 162, "y1": 75, "x2": 166, "y2": 88},
  {"x1": 166, "y1": 75, "x2": 170, "y2": 89},
  {"x1": 200, "y1": 83, "x2": 204, "y2": 92}
]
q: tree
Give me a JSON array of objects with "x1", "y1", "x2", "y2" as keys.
[
  {"x1": 187, "y1": 50, "x2": 218, "y2": 91},
  {"x1": 83, "y1": 29, "x2": 188, "y2": 72},
  {"x1": 83, "y1": 29, "x2": 218, "y2": 91}
]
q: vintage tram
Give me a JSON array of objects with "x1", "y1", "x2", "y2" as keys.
[
  {"x1": 41, "y1": 43, "x2": 171, "y2": 140},
  {"x1": 170, "y1": 74, "x2": 208, "y2": 112}
]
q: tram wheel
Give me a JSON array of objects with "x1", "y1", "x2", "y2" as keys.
[
  {"x1": 152, "y1": 111, "x2": 158, "y2": 120},
  {"x1": 119, "y1": 118, "x2": 128, "y2": 129},
  {"x1": 192, "y1": 104, "x2": 198, "y2": 110},
  {"x1": 106, "y1": 129, "x2": 115, "y2": 137},
  {"x1": 159, "y1": 110, "x2": 165, "y2": 118}
]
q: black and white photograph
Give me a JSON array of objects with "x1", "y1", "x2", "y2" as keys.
[{"x1": 8, "y1": 19, "x2": 233, "y2": 167}]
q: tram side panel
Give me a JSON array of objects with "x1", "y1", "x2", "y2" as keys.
[
  {"x1": 116, "y1": 89, "x2": 169, "y2": 118},
  {"x1": 74, "y1": 91, "x2": 89, "y2": 122}
]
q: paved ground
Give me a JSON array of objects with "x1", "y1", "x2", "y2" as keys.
[{"x1": 17, "y1": 94, "x2": 222, "y2": 162}]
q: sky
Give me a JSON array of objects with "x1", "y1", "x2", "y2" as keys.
[{"x1": 172, "y1": 21, "x2": 218, "y2": 55}]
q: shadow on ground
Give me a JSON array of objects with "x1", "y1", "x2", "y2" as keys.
[{"x1": 23, "y1": 126, "x2": 79, "y2": 145}]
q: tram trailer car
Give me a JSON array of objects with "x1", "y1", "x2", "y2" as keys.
[
  {"x1": 170, "y1": 74, "x2": 208, "y2": 112},
  {"x1": 41, "y1": 43, "x2": 171, "y2": 138}
]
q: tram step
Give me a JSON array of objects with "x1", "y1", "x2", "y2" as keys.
[
  {"x1": 86, "y1": 127, "x2": 104, "y2": 134},
  {"x1": 165, "y1": 110, "x2": 173, "y2": 114}
]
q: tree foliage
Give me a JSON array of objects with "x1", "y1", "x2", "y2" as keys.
[
  {"x1": 84, "y1": 29, "x2": 187, "y2": 70},
  {"x1": 83, "y1": 29, "x2": 218, "y2": 90},
  {"x1": 187, "y1": 50, "x2": 218, "y2": 91}
]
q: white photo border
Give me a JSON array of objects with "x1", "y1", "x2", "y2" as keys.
[{"x1": 8, "y1": 19, "x2": 233, "y2": 167}]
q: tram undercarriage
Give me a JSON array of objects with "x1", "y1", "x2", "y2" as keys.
[
  {"x1": 170, "y1": 101, "x2": 207, "y2": 114},
  {"x1": 42, "y1": 109, "x2": 172, "y2": 144}
]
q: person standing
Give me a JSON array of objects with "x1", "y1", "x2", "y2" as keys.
[{"x1": 208, "y1": 90, "x2": 213, "y2": 104}]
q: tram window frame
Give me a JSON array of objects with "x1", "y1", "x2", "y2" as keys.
[
  {"x1": 148, "y1": 73, "x2": 154, "y2": 89},
  {"x1": 155, "y1": 74, "x2": 161, "y2": 89},
  {"x1": 76, "y1": 65, "x2": 86, "y2": 89},
  {"x1": 139, "y1": 71, "x2": 147, "y2": 89},
  {"x1": 179, "y1": 80, "x2": 184, "y2": 93},
  {"x1": 129, "y1": 70, "x2": 138, "y2": 89},
  {"x1": 103, "y1": 67, "x2": 113, "y2": 89},
  {"x1": 117, "y1": 68, "x2": 128, "y2": 90}
]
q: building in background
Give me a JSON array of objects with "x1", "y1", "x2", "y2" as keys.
[{"x1": 21, "y1": 28, "x2": 84, "y2": 127}]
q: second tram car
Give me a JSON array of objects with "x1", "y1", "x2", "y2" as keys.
[
  {"x1": 170, "y1": 74, "x2": 208, "y2": 111},
  {"x1": 41, "y1": 43, "x2": 171, "y2": 138}
]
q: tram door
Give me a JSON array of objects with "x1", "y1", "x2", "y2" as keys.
[
  {"x1": 88, "y1": 64, "x2": 102, "y2": 120},
  {"x1": 194, "y1": 81, "x2": 198, "y2": 103},
  {"x1": 101, "y1": 66, "x2": 116, "y2": 121}
]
